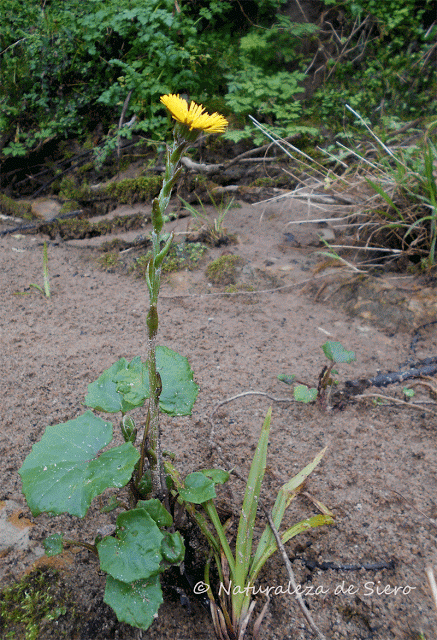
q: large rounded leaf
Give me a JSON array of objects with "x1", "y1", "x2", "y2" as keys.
[
  {"x1": 104, "y1": 574, "x2": 163, "y2": 631},
  {"x1": 18, "y1": 411, "x2": 139, "y2": 517},
  {"x1": 97, "y1": 508, "x2": 164, "y2": 583}
]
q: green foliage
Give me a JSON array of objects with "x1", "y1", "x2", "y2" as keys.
[
  {"x1": 1, "y1": 0, "x2": 292, "y2": 158},
  {"x1": 312, "y1": 0, "x2": 436, "y2": 128},
  {"x1": 178, "y1": 408, "x2": 333, "y2": 638},
  {"x1": 85, "y1": 350, "x2": 199, "y2": 416},
  {"x1": 18, "y1": 411, "x2": 140, "y2": 517}
]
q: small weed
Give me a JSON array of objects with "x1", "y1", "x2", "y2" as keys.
[
  {"x1": 28, "y1": 241, "x2": 50, "y2": 298},
  {"x1": 206, "y1": 254, "x2": 243, "y2": 285},
  {"x1": 278, "y1": 341, "x2": 355, "y2": 408},
  {"x1": 98, "y1": 251, "x2": 121, "y2": 270},
  {"x1": 180, "y1": 191, "x2": 236, "y2": 246}
]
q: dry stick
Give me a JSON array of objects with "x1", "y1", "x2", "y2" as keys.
[
  {"x1": 160, "y1": 272, "x2": 336, "y2": 300},
  {"x1": 387, "y1": 489, "x2": 437, "y2": 530},
  {"x1": 356, "y1": 393, "x2": 437, "y2": 414},
  {"x1": 117, "y1": 90, "x2": 133, "y2": 159},
  {"x1": 263, "y1": 509, "x2": 328, "y2": 640},
  {"x1": 207, "y1": 391, "x2": 292, "y2": 453}
]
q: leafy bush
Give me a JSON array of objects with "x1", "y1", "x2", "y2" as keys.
[
  {"x1": 310, "y1": 0, "x2": 437, "y2": 128},
  {"x1": 0, "y1": 0, "x2": 290, "y2": 159}
]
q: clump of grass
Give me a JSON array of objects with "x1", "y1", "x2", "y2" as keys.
[
  {"x1": 180, "y1": 191, "x2": 237, "y2": 246},
  {"x1": 250, "y1": 112, "x2": 437, "y2": 271},
  {"x1": 206, "y1": 254, "x2": 243, "y2": 285}
]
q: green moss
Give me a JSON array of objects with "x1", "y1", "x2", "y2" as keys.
[
  {"x1": 0, "y1": 568, "x2": 79, "y2": 640},
  {"x1": 97, "y1": 251, "x2": 121, "y2": 270},
  {"x1": 224, "y1": 283, "x2": 255, "y2": 293},
  {"x1": 205, "y1": 254, "x2": 243, "y2": 285},
  {"x1": 59, "y1": 200, "x2": 80, "y2": 214},
  {"x1": 104, "y1": 175, "x2": 162, "y2": 204},
  {"x1": 0, "y1": 193, "x2": 35, "y2": 220},
  {"x1": 58, "y1": 177, "x2": 91, "y2": 200},
  {"x1": 131, "y1": 241, "x2": 208, "y2": 277}
]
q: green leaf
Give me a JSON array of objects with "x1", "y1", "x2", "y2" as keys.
[
  {"x1": 321, "y1": 341, "x2": 355, "y2": 364},
  {"x1": 403, "y1": 387, "x2": 415, "y2": 398},
  {"x1": 85, "y1": 358, "x2": 138, "y2": 413},
  {"x1": 113, "y1": 356, "x2": 148, "y2": 407},
  {"x1": 161, "y1": 531, "x2": 185, "y2": 564},
  {"x1": 97, "y1": 508, "x2": 163, "y2": 583},
  {"x1": 89, "y1": 348, "x2": 199, "y2": 416},
  {"x1": 234, "y1": 407, "x2": 272, "y2": 604},
  {"x1": 294, "y1": 385, "x2": 318, "y2": 403},
  {"x1": 179, "y1": 472, "x2": 216, "y2": 504},
  {"x1": 155, "y1": 346, "x2": 199, "y2": 415},
  {"x1": 104, "y1": 574, "x2": 163, "y2": 631},
  {"x1": 43, "y1": 534, "x2": 64, "y2": 557},
  {"x1": 277, "y1": 374, "x2": 296, "y2": 385},
  {"x1": 201, "y1": 469, "x2": 230, "y2": 485},
  {"x1": 18, "y1": 411, "x2": 139, "y2": 517},
  {"x1": 136, "y1": 499, "x2": 173, "y2": 527}
]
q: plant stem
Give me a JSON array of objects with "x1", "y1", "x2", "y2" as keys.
[{"x1": 144, "y1": 129, "x2": 188, "y2": 496}]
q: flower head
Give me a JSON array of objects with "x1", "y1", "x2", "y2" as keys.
[{"x1": 160, "y1": 94, "x2": 228, "y2": 134}]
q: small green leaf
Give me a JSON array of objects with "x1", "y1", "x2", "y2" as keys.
[
  {"x1": 85, "y1": 359, "x2": 138, "y2": 413},
  {"x1": 97, "y1": 508, "x2": 163, "y2": 583},
  {"x1": 104, "y1": 574, "x2": 163, "y2": 631},
  {"x1": 403, "y1": 387, "x2": 415, "y2": 398},
  {"x1": 294, "y1": 385, "x2": 318, "y2": 403},
  {"x1": 201, "y1": 469, "x2": 230, "y2": 485},
  {"x1": 322, "y1": 341, "x2": 355, "y2": 363},
  {"x1": 161, "y1": 531, "x2": 185, "y2": 564},
  {"x1": 179, "y1": 472, "x2": 216, "y2": 504},
  {"x1": 18, "y1": 411, "x2": 139, "y2": 517},
  {"x1": 277, "y1": 374, "x2": 296, "y2": 385},
  {"x1": 136, "y1": 499, "x2": 173, "y2": 528},
  {"x1": 43, "y1": 533, "x2": 64, "y2": 557}
]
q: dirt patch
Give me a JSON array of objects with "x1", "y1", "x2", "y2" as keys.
[{"x1": 1, "y1": 193, "x2": 437, "y2": 639}]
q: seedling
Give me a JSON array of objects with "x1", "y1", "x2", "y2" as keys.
[
  {"x1": 29, "y1": 241, "x2": 51, "y2": 297},
  {"x1": 279, "y1": 341, "x2": 356, "y2": 408}
]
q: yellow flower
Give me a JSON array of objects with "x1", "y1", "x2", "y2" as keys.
[{"x1": 160, "y1": 94, "x2": 228, "y2": 134}]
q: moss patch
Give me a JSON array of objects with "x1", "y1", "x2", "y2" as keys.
[
  {"x1": 104, "y1": 175, "x2": 162, "y2": 204},
  {"x1": 131, "y1": 241, "x2": 208, "y2": 277},
  {"x1": 0, "y1": 193, "x2": 35, "y2": 220},
  {"x1": 205, "y1": 254, "x2": 243, "y2": 285},
  {"x1": 0, "y1": 568, "x2": 80, "y2": 640}
]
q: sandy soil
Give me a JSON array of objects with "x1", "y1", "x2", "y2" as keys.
[{"x1": 1, "y1": 194, "x2": 437, "y2": 640}]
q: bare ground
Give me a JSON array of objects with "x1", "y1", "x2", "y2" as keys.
[{"x1": 1, "y1": 194, "x2": 437, "y2": 640}]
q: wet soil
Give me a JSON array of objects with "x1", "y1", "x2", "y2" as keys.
[{"x1": 1, "y1": 190, "x2": 437, "y2": 640}]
